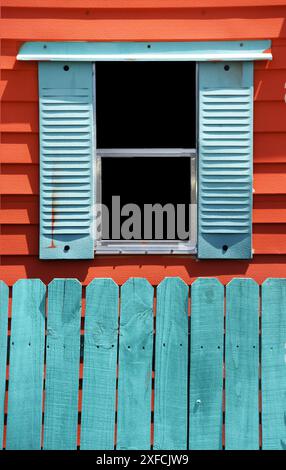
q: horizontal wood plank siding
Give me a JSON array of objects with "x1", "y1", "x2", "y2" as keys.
[
  {"x1": 0, "y1": 16, "x2": 285, "y2": 41},
  {"x1": 0, "y1": 1, "x2": 286, "y2": 284},
  {"x1": 3, "y1": 1, "x2": 286, "y2": 8}
]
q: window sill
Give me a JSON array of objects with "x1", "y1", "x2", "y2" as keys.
[{"x1": 95, "y1": 241, "x2": 197, "y2": 255}]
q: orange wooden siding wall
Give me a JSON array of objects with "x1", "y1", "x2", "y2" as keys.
[{"x1": 1, "y1": 0, "x2": 286, "y2": 286}]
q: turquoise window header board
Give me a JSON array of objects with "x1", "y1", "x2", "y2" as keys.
[{"x1": 17, "y1": 40, "x2": 272, "y2": 62}]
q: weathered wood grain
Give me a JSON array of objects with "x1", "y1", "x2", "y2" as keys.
[
  {"x1": 0, "y1": 282, "x2": 9, "y2": 448},
  {"x1": 154, "y1": 277, "x2": 189, "y2": 450},
  {"x1": 43, "y1": 279, "x2": 81, "y2": 450},
  {"x1": 189, "y1": 278, "x2": 224, "y2": 449},
  {"x1": 225, "y1": 278, "x2": 259, "y2": 449},
  {"x1": 80, "y1": 278, "x2": 118, "y2": 449},
  {"x1": 117, "y1": 278, "x2": 154, "y2": 450},
  {"x1": 6, "y1": 279, "x2": 45, "y2": 450},
  {"x1": 262, "y1": 278, "x2": 286, "y2": 450}
]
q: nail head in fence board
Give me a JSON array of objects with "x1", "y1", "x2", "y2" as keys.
[
  {"x1": 80, "y1": 279, "x2": 119, "y2": 450},
  {"x1": 6, "y1": 279, "x2": 46, "y2": 450},
  {"x1": 225, "y1": 278, "x2": 259, "y2": 450},
  {"x1": 43, "y1": 279, "x2": 81, "y2": 450},
  {"x1": 262, "y1": 278, "x2": 286, "y2": 450},
  {"x1": 0, "y1": 282, "x2": 8, "y2": 448},
  {"x1": 117, "y1": 278, "x2": 154, "y2": 450},
  {"x1": 189, "y1": 278, "x2": 224, "y2": 450},
  {"x1": 154, "y1": 277, "x2": 188, "y2": 450}
]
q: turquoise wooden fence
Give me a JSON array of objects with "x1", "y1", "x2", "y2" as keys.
[{"x1": 0, "y1": 277, "x2": 286, "y2": 450}]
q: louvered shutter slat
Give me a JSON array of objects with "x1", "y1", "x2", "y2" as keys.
[
  {"x1": 39, "y1": 62, "x2": 94, "y2": 259},
  {"x1": 198, "y1": 62, "x2": 253, "y2": 259}
]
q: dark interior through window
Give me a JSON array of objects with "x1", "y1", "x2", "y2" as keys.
[
  {"x1": 101, "y1": 157, "x2": 191, "y2": 240},
  {"x1": 96, "y1": 61, "x2": 196, "y2": 241},
  {"x1": 96, "y1": 61, "x2": 196, "y2": 148}
]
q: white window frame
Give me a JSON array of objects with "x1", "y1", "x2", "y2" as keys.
[
  {"x1": 94, "y1": 148, "x2": 197, "y2": 254},
  {"x1": 93, "y1": 59, "x2": 197, "y2": 255}
]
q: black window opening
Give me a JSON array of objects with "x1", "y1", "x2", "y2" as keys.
[
  {"x1": 101, "y1": 156, "x2": 191, "y2": 241},
  {"x1": 96, "y1": 61, "x2": 196, "y2": 148},
  {"x1": 95, "y1": 61, "x2": 197, "y2": 247}
]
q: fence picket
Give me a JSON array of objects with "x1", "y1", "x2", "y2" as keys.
[
  {"x1": 2, "y1": 276, "x2": 286, "y2": 450},
  {"x1": 80, "y1": 279, "x2": 119, "y2": 450},
  {"x1": 189, "y1": 278, "x2": 224, "y2": 450},
  {"x1": 262, "y1": 278, "x2": 286, "y2": 450},
  {"x1": 0, "y1": 282, "x2": 8, "y2": 448},
  {"x1": 43, "y1": 279, "x2": 81, "y2": 450},
  {"x1": 6, "y1": 279, "x2": 45, "y2": 450},
  {"x1": 117, "y1": 278, "x2": 154, "y2": 450},
  {"x1": 154, "y1": 277, "x2": 188, "y2": 450},
  {"x1": 225, "y1": 278, "x2": 259, "y2": 450}
]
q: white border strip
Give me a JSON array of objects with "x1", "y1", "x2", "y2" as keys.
[{"x1": 17, "y1": 52, "x2": 272, "y2": 61}]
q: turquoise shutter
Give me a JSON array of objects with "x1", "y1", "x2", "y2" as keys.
[
  {"x1": 38, "y1": 62, "x2": 94, "y2": 259},
  {"x1": 198, "y1": 62, "x2": 253, "y2": 259}
]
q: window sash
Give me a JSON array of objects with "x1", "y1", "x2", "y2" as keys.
[{"x1": 95, "y1": 148, "x2": 197, "y2": 254}]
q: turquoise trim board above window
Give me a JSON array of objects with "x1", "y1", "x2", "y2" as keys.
[
  {"x1": 17, "y1": 41, "x2": 272, "y2": 260},
  {"x1": 18, "y1": 40, "x2": 272, "y2": 62}
]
